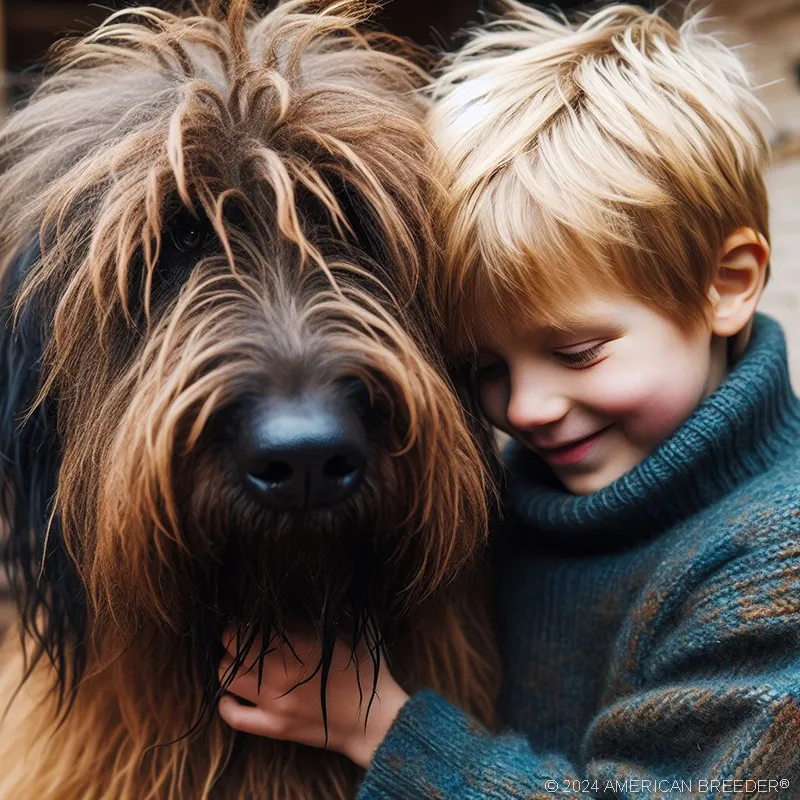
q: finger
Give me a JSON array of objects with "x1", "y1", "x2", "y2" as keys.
[
  {"x1": 219, "y1": 654, "x2": 251, "y2": 683},
  {"x1": 222, "y1": 625, "x2": 263, "y2": 659},
  {"x1": 219, "y1": 651, "x2": 265, "y2": 680},
  {"x1": 221, "y1": 630, "x2": 281, "y2": 678},
  {"x1": 219, "y1": 652, "x2": 309, "y2": 704},
  {"x1": 283, "y1": 633, "x2": 326, "y2": 677},
  {"x1": 221, "y1": 626, "x2": 239, "y2": 655},
  {"x1": 218, "y1": 654, "x2": 236, "y2": 678},
  {"x1": 219, "y1": 667, "x2": 263, "y2": 704},
  {"x1": 221, "y1": 627, "x2": 320, "y2": 683},
  {"x1": 218, "y1": 694, "x2": 291, "y2": 740}
]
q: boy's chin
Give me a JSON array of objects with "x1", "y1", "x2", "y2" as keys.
[
  {"x1": 556, "y1": 468, "x2": 618, "y2": 495},
  {"x1": 553, "y1": 450, "x2": 647, "y2": 495}
]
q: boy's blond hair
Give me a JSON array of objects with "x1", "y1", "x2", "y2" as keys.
[{"x1": 428, "y1": 2, "x2": 770, "y2": 352}]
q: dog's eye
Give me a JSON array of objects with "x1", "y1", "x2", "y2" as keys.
[{"x1": 169, "y1": 208, "x2": 210, "y2": 252}]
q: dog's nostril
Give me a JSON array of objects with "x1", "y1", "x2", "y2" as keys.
[
  {"x1": 323, "y1": 453, "x2": 360, "y2": 481},
  {"x1": 259, "y1": 461, "x2": 293, "y2": 485},
  {"x1": 238, "y1": 396, "x2": 368, "y2": 510}
]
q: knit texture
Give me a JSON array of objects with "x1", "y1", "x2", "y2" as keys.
[{"x1": 358, "y1": 314, "x2": 800, "y2": 799}]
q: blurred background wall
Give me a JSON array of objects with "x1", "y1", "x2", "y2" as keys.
[{"x1": 0, "y1": 0, "x2": 799, "y2": 628}]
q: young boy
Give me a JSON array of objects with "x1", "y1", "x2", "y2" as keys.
[{"x1": 218, "y1": 4, "x2": 800, "y2": 795}]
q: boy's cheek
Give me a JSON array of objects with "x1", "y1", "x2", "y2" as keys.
[{"x1": 588, "y1": 367, "x2": 709, "y2": 445}]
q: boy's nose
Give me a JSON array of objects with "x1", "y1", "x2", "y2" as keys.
[{"x1": 506, "y1": 386, "x2": 571, "y2": 432}]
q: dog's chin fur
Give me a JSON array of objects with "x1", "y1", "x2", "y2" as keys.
[{"x1": 0, "y1": 2, "x2": 501, "y2": 798}]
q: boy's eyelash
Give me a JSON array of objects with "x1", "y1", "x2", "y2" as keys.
[{"x1": 555, "y1": 343, "x2": 606, "y2": 367}]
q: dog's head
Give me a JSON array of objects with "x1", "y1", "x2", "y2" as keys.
[{"x1": 0, "y1": 0, "x2": 495, "y2": 701}]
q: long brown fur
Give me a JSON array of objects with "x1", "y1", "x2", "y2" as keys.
[{"x1": 0, "y1": 1, "x2": 500, "y2": 797}]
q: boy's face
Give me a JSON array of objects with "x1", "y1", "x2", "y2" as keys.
[{"x1": 475, "y1": 295, "x2": 728, "y2": 494}]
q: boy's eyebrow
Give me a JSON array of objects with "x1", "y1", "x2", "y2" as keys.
[
  {"x1": 543, "y1": 312, "x2": 622, "y2": 337},
  {"x1": 473, "y1": 311, "x2": 623, "y2": 354}
]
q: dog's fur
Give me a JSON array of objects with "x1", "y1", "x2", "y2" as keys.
[{"x1": 0, "y1": 1, "x2": 500, "y2": 797}]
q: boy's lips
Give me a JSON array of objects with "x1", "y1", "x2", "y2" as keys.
[{"x1": 532, "y1": 425, "x2": 614, "y2": 467}]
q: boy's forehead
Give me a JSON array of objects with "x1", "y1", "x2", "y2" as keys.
[{"x1": 474, "y1": 295, "x2": 629, "y2": 351}]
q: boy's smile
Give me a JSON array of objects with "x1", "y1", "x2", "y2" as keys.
[
  {"x1": 531, "y1": 424, "x2": 616, "y2": 467},
  {"x1": 475, "y1": 295, "x2": 729, "y2": 494}
]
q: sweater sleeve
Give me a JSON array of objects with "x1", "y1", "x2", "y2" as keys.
[{"x1": 357, "y1": 517, "x2": 800, "y2": 800}]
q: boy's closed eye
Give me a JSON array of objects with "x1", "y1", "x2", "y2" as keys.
[
  {"x1": 474, "y1": 340, "x2": 609, "y2": 384},
  {"x1": 552, "y1": 340, "x2": 608, "y2": 368}
]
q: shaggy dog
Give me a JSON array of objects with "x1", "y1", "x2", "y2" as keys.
[{"x1": 0, "y1": 1, "x2": 499, "y2": 797}]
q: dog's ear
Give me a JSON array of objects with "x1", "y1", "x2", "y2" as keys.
[{"x1": 0, "y1": 241, "x2": 85, "y2": 697}]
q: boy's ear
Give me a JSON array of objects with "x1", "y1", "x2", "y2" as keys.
[{"x1": 708, "y1": 227, "x2": 770, "y2": 358}]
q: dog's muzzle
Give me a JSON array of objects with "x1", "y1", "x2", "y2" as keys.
[{"x1": 236, "y1": 383, "x2": 368, "y2": 510}]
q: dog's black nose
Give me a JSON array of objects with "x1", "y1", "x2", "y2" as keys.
[{"x1": 238, "y1": 392, "x2": 368, "y2": 510}]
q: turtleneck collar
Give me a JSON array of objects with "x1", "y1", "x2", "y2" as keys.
[{"x1": 504, "y1": 314, "x2": 800, "y2": 546}]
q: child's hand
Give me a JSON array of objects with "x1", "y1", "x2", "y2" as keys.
[{"x1": 217, "y1": 627, "x2": 409, "y2": 769}]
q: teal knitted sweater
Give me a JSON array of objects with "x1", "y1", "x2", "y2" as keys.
[{"x1": 358, "y1": 314, "x2": 800, "y2": 799}]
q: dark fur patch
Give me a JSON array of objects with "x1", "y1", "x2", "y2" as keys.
[{"x1": 1, "y1": 241, "x2": 86, "y2": 699}]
